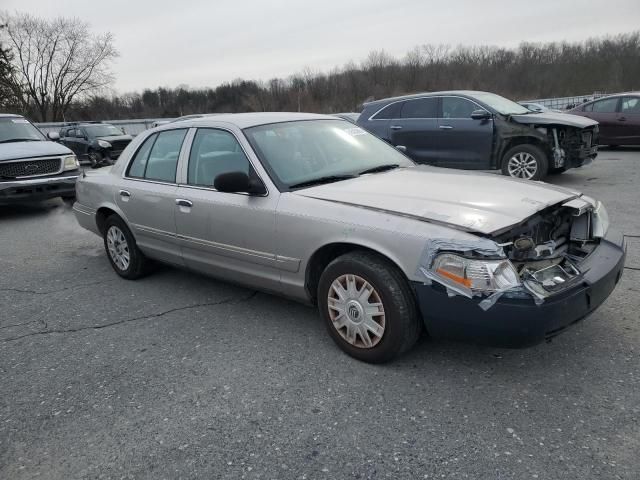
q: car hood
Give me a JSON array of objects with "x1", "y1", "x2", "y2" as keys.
[
  {"x1": 98, "y1": 135, "x2": 133, "y2": 142},
  {"x1": 510, "y1": 111, "x2": 598, "y2": 128},
  {"x1": 294, "y1": 167, "x2": 579, "y2": 235},
  {"x1": 0, "y1": 140, "x2": 74, "y2": 162}
]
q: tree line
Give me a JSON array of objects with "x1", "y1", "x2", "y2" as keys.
[{"x1": 1, "y1": 11, "x2": 639, "y2": 122}]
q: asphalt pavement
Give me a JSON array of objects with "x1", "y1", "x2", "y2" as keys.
[{"x1": 1, "y1": 148, "x2": 639, "y2": 479}]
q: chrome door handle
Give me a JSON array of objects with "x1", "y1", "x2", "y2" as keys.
[
  {"x1": 390, "y1": 125, "x2": 403, "y2": 130},
  {"x1": 439, "y1": 125, "x2": 453, "y2": 129},
  {"x1": 618, "y1": 116, "x2": 627, "y2": 121},
  {"x1": 119, "y1": 190, "x2": 131, "y2": 197},
  {"x1": 175, "y1": 199, "x2": 193, "y2": 208}
]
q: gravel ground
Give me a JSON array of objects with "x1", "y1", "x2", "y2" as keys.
[{"x1": 1, "y1": 148, "x2": 639, "y2": 480}]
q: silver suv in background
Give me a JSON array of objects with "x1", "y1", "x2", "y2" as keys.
[{"x1": 0, "y1": 114, "x2": 80, "y2": 204}]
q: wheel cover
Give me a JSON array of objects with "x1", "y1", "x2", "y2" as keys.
[
  {"x1": 327, "y1": 274, "x2": 386, "y2": 349},
  {"x1": 106, "y1": 226, "x2": 130, "y2": 271},
  {"x1": 507, "y1": 151, "x2": 538, "y2": 179}
]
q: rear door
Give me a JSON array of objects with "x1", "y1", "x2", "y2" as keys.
[
  {"x1": 437, "y1": 96, "x2": 493, "y2": 169},
  {"x1": 617, "y1": 96, "x2": 640, "y2": 145},
  {"x1": 387, "y1": 97, "x2": 440, "y2": 164},
  {"x1": 115, "y1": 128, "x2": 188, "y2": 265},
  {"x1": 583, "y1": 97, "x2": 620, "y2": 144}
]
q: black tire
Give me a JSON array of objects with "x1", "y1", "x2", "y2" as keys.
[
  {"x1": 501, "y1": 144, "x2": 548, "y2": 180},
  {"x1": 88, "y1": 150, "x2": 103, "y2": 168},
  {"x1": 317, "y1": 251, "x2": 422, "y2": 363},
  {"x1": 103, "y1": 215, "x2": 151, "y2": 279},
  {"x1": 61, "y1": 195, "x2": 75, "y2": 206}
]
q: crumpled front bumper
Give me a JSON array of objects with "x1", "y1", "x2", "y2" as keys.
[
  {"x1": 0, "y1": 173, "x2": 79, "y2": 203},
  {"x1": 412, "y1": 229, "x2": 626, "y2": 348}
]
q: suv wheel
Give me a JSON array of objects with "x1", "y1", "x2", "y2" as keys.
[
  {"x1": 88, "y1": 150, "x2": 103, "y2": 168},
  {"x1": 501, "y1": 144, "x2": 548, "y2": 180},
  {"x1": 317, "y1": 251, "x2": 421, "y2": 363},
  {"x1": 103, "y1": 215, "x2": 151, "y2": 279}
]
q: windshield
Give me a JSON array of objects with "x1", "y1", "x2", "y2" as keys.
[
  {"x1": 472, "y1": 92, "x2": 530, "y2": 115},
  {"x1": 0, "y1": 117, "x2": 45, "y2": 143},
  {"x1": 244, "y1": 120, "x2": 414, "y2": 189},
  {"x1": 84, "y1": 124, "x2": 125, "y2": 137}
]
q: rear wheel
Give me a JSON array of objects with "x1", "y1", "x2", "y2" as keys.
[
  {"x1": 501, "y1": 144, "x2": 548, "y2": 180},
  {"x1": 317, "y1": 251, "x2": 421, "y2": 363},
  {"x1": 103, "y1": 215, "x2": 151, "y2": 279}
]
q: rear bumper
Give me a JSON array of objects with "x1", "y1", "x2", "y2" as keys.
[
  {"x1": 0, "y1": 173, "x2": 79, "y2": 203},
  {"x1": 413, "y1": 229, "x2": 626, "y2": 348}
]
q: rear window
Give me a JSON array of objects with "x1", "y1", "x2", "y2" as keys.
[
  {"x1": 127, "y1": 129, "x2": 187, "y2": 182},
  {"x1": 371, "y1": 102, "x2": 402, "y2": 120},
  {"x1": 401, "y1": 98, "x2": 438, "y2": 119}
]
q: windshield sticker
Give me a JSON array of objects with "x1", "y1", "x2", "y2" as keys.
[
  {"x1": 11, "y1": 119, "x2": 29, "y2": 124},
  {"x1": 344, "y1": 127, "x2": 366, "y2": 136}
]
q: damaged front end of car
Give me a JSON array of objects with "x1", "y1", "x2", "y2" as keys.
[
  {"x1": 538, "y1": 124, "x2": 599, "y2": 169},
  {"x1": 417, "y1": 196, "x2": 612, "y2": 310}
]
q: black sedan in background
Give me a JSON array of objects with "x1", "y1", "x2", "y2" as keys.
[
  {"x1": 357, "y1": 90, "x2": 599, "y2": 180},
  {"x1": 57, "y1": 122, "x2": 133, "y2": 168}
]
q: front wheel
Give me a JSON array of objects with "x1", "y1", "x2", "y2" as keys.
[
  {"x1": 88, "y1": 150, "x2": 103, "y2": 168},
  {"x1": 103, "y1": 215, "x2": 152, "y2": 279},
  {"x1": 317, "y1": 251, "x2": 422, "y2": 363},
  {"x1": 501, "y1": 144, "x2": 548, "y2": 180}
]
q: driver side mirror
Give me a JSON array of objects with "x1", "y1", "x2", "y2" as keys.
[
  {"x1": 47, "y1": 131, "x2": 60, "y2": 141},
  {"x1": 214, "y1": 171, "x2": 266, "y2": 195},
  {"x1": 470, "y1": 110, "x2": 492, "y2": 120}
]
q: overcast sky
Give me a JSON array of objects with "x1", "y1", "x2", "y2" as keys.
[{"x1": 3, "y1": 0, "x2": 640, "y2": 93}]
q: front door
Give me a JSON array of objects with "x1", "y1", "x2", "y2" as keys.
[
  {"x1": 174, "y1": 128, "x2": 281, "y2": 292},
  {"x1": 115, "y1": 128, "x2": 188, "y2": 265},
  {"x1": 437, "y1": 96, "x2": 493, "y2": 169},
  {"x1": 388, "y1": 97, "x2": 440, "y2": 165}
]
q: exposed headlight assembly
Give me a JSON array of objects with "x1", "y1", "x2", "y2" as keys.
[
  {"x1": 430, "y1": 253, "x2": 521, "y2": 298},
  {"x1": 97, "y1": 139, "x2": 112, "y2": 148},
  {"x1": 62, "y1": 155, "x2": 79, "y2": 171},
  {"x1": 591, "y1": 201, "x2": 609, "y2": 238}
]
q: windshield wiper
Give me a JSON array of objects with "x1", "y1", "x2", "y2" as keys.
[
  {"x1": 358, "y1": 164, "x2": 400, "y2": 175},
  {"x1": 0, "y1": 138, "x2": 41, "y2": 144},
  {"x1": 290, "y1": 174, "x2": 357, "y2": 189}
]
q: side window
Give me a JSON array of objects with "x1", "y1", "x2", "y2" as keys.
[
  {"x1": 144, "y1": 129, "x2": 187, "y2": 182},
  {"x1": 187, "y1": 129, "x2": 250, "y2": 187},
  {"x1": 76, "y1": 128, "x2": 86, "y2": 138},
  {"x1": 401, "y1": 98, "x2": 438, "y2": 119},
  {"x1": 591, "y1": 98, "x2": 618, "y2": 113},
  {"x1": 372, "y1": 102, "x2": 402, "y2": 120},
  {"x1": 583, "y1": 103, "x2": 593, "y2": 112},
  {"x1": 127, "y1": 133, "x2": 157, "y2": 178},
  {"x1": 442, "y1": 97, "x2": 478, "y2": 119},
  {"x1": 621, "y1": 97, "x2": 640, "y2": 114}
]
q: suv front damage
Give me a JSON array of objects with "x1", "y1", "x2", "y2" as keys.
[
  {"x1": 415, "y1": 196, "x2": 625, "y2": 347},
  {"x1": 505, "y1": 112, "x2": 599, "y2": 171}
]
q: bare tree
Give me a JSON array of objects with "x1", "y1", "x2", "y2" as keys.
[{"x1": 0, "y1": 12, "x2": 118, "y2": 121}]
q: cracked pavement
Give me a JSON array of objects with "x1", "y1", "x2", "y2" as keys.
[{"x1": 1, "y1": 148, "x2": 639, "y2": 479}]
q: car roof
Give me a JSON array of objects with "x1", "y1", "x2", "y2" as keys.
[
  {"x1": 161, "y1": 112, "x2": 337, "y2": 129},
  {"x1": 363, "y1": 90, "x2": 493, "y2": 107},
  {"x1": 586, "y1": 92, "x2": 640, "y2": 101},
  {"x1": 0, "y1": 113, "x2": 23, "y2": 119}
]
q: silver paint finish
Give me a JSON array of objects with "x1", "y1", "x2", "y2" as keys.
[{"x1": 73, "y1": 113, "x2": 591, "y2": 303}]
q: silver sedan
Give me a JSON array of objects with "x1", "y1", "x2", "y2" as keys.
[{"x1": 73, "y1": 113, "x2": 625, "y2": 362}]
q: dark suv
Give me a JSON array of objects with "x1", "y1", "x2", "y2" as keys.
[
  {"x1": 59, "y1": 122, "x2": 133, "y2": 168},
  {"x1": 357, "y1": 90, "x2": 599, "y2": 180},
  {"x1": 0, "y1": 114, "x2": 79, "y2": 203}
]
